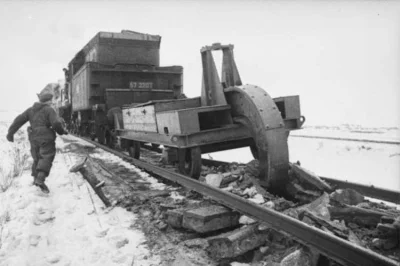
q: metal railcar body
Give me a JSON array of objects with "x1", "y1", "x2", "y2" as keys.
[
  {"x1": 64, "y1": 30, "x2": 183, "y2": 144},
  {"x1": 117, "y1": 43, "x2": 305, "y2": 193}
]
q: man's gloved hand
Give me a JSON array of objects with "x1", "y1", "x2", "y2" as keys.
[{"x1": 6, "y1": 133, "x2": 14, "y2": 142}]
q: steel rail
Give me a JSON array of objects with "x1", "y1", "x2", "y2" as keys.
[
  {"x1": 291, "y1": 134, "x2": 400, "y2": 145},
  {"x1": 200, "y1": 158, "x2": 400, "y2": 205},
  {"x1": 73, "y1": 135, "x2": 397, "y2": 266},
  {"x1": 320, "y1": 176, "x2": 400, "y2": 205}
]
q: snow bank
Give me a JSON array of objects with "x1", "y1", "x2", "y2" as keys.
[{"x1": 0, "y1": 135, "x2": 159, "y2": 266}]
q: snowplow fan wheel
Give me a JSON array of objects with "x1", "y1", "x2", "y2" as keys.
[
  {"x1": 225, "y1": 85, "x2": 290, "y2": 193},
  {"x1": 178, "y1": 147, "x2": 201, "y2": 179},
  {"x1": 128, "y1": 141, "x2": 141, "y2": 159},
  {"x1": 250, "y1": 144, "x2": 259, "y2": 160}
]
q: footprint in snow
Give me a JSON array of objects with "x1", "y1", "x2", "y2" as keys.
[
  {"x1": 111, "y1": 250, "x2": 129, "y2": 264},
  {"x1": 95, "y1": 228, "x2": 109, "y2": 238},
  {"x1": 32, "y1": 209, "x2": 55, "y2": 225},
  {"x1": 108, "y1": 235, "x2": 129, "y2": 249},
  {"x1": 34, "y1": 189, "x2": 51, "y2": 197},
  {"x1": 45, "y1": 253, "x2": 62, "y2": 264},
  {"x1": 29, "y1": 235, "x2": 41, "y2": 246}
]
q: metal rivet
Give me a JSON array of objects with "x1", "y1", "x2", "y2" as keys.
[{"x1": 266, "y1": 125, "x2": 269, "y2": 129}]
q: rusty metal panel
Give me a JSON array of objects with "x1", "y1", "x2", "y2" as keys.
[
  {"x1": 154, "y1": 97, "x2": 201, "y2": 112},
  {"x1": 178, "y1": 110, "x2": 201, "y2": 134},
  {"x1": 106, "y1": 89, "x2": 174, "y2": 109},
  {"x1": 179, "y1": 105, "x2": 232, "y2": 134},
  {"x1": 72, "y1": 31, "x2": 161, "y2": 67},
  {"x1": 96, "y1": 43, "x2": 159, "y2": 66},
  {"x1": 122, "y1": 105, "x2": 157, "y2": 132},
  {"x1": 70, "y1": 61, "x2": 182, "y2": 111},
  {"x1": 132, "y1": 97, "x2": 201, "y2": 112},
  {"x1": 156, "y1": 109, "x2": 201, "y2": 135},
  {"x1": 156, "y1": 111, "x2": 182, "y2": 134},
  {"x1": 273, "y1": 95, "x2": 301, "y2": 119},
  {"x1": 89, "y1": 63, "x2": 182, "y2": 101},
  {"x1": 155, "y1": 105, "x2": 231, "y2": 135},
  {"x1": 71, "y1": 65, "x2": 90, "y2": 111},
  {"x1": 118, "y1": 124, "x2": 251, "y2": 148}
]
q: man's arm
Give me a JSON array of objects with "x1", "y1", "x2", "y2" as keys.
[
  {"x1": 7, "y1": 109, "x2": 30, "y2": 141},
  {"x1": 47, "y1": 107, "x2": 68, "y2": 135}
]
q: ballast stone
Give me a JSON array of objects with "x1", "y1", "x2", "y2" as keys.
[
  {"x1": 207, "y1": 224, "x2": 270, "y2": 259},
  {"x1": 166, "y1": 209, "x2": 184, "y2": 228},
  {"x1": 182, "y1": 205, "x2": 240, "y2": 233},
  {"x1": 330, "y1": 188, "x2": 365, "y2": 206},
  {"x1": 205, "y1": 173, "x2": 224, "y2": 187}
]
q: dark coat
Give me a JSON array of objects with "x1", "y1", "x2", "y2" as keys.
[
  {"x1": 7, "y1": 102, "x2": 67, "y2": 176},
  {"x1": 8, "y1": 102, "x2": 66, "y2": 141}
]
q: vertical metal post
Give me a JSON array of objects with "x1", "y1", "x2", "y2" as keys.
[
  {"x1": 221, "y1": 47, "x2": 242, "y2": 88},
  {"x1": 200, "y1": 43, "x2": 243, "y2": 106},
  {"x1": 200, "y1": 48, "x2": 227, "y2": 106}
]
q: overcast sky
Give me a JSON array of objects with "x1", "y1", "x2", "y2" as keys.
[{"x1": 0, "y1": 0, "x2": 399, "y2": 127}]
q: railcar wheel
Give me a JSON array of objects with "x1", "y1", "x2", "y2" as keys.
[
  {"x1": 96, "y1": 127, "x2": 106, "y2": 145},
  {"x1": 128, "y1": 141, "x2": 140, "y2": 159},
  {"x1": 105, "y1": 130, "x2": 115, "y2": 149},
  {"x1": 178, "y1": 147, "x2": 201, "y2": 179}
]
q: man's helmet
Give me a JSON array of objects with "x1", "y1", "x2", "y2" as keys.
[{"x1": 38, "y1": 83, "x2": 59, "y2": 103}]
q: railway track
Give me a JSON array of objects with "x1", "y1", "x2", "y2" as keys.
[
  {"x1": 71, "y1": 134, "x2": 399, "y2": 266},
  {"x1": 291, "y1": 134, "x2": 400, "y2": 145},
  {"x1": 137, "y1": 145, "x2": 400, "y2": 205}
]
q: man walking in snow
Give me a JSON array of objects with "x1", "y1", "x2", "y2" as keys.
[{"x1": 6, "y1": 83, "x2": 68, "y2": 193}]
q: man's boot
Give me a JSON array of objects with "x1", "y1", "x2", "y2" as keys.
[
  {"x1": 31, "y1": 173, "x2": 37, "y2": 185},
  {"x1": 34, "y1": 171, "x2": 50, "y2": 194}
]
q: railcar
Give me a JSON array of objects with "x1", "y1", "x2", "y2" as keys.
[
  {"x1": 61, "y1": 30, "x2": 183, "y2": 145},
  {"x1": 117, "y1": 43, "x2": 305, "y2": 192}
]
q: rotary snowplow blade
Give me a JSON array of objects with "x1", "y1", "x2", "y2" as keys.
[{"x1": 225, "y1": 84, "x2": 290, "y2": 194}]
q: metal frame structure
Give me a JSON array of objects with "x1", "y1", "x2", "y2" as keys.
[{"x1": 117, "y1": 43, "x2": 304, "y2": 191}]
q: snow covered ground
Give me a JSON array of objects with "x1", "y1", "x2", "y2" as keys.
[
  {"x1": 0, "y1": 124, "x2": 159, "y2": 266},
  {"x1": 205, "y1": 125, "x2": 400, "y2": 191},
  {"x1": 291, "y1": 124, "x2": 400, "y2": 143},
  {"x1": 1, "y1": 109, "x2": 399, "y2": 266}
]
